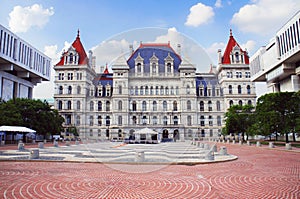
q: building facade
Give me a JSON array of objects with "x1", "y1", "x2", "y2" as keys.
[
  {"x1": 0, "y1": 24, "x2": 51, "y2": 101},
  {"x1": 54, "y1": 30, "x2": 256, "y2": 141},
  {"x1": 250, "y1": 11, "x2": 300, "y2": 92}
]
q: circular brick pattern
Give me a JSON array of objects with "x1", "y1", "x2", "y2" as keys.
[{"x1": 0, "y1": 143, "x2": 299, "y2": 198}]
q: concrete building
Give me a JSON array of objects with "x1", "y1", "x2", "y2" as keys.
[
  {"x1": 250, "y1": 11, "x2": 300, "y2": 92},
  {"x1": 54, "y1": 30, "x2": 256, "y2": 141},
  {"x1": 0, "y1": 24, "x2": 51, "y2": 101}
]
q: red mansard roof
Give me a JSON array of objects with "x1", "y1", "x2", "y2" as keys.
[
  {"x1": 222, "y1": 30, "x2": 249, "y2": 65},
  {"x1": 56, "y1": 30, "x2": 88, "y2": 66}
]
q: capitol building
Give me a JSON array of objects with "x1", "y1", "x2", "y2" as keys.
[{"x1": 54, "y1": 30, "x2": 256, "y2": 141}]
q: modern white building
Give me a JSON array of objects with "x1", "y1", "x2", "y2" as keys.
[
  {"x1": 54, "y1": 30, "x2": 256, "y2": 141},
  {"x1": 0, "y1": 24, "x2": 51, "y2": 101},
  {"x1": 250, "y1": 11, "x2": 300, "y2": 92}
]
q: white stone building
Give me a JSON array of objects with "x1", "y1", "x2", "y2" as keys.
[
  {"x1": 250, "y1": 11, "x2": 300, "y2": 92},
  {"x1": 0, "y1": 24, "x2": 51, "y2": 101},
  {"x1": 54, "y1": 30, "x2": 256, "y2": 141}
]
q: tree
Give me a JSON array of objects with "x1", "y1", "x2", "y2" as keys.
[
  {"x1": 224, "y1": 104, "x2": 255, "y2": 141},
  {"x1": 0, "y1": 98, "x2": 64, "y2": 137}
]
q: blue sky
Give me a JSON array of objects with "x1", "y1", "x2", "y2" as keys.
[{"x1": 0, "y1": 0, "x2": 299, "y2": 98}]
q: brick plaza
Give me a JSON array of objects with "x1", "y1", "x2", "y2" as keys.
[{"x1": 0, "y1": 142, "x2": 299, "y2": 198}]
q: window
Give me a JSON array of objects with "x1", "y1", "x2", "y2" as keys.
[
  {"x1": 106, "y1": 116, "x2": 110, "y2": 126},
  {"x1": 160, "y1": 86, "x2": 164, "y2": 95},
  {"x1": 156, "y1": 86, "x2": 159, "y2": 95},
  {"x1": 245, "y1": 72, "x2": 251, "y2": 78},
  {"x1": 89, "y1": 116, "x2": 94, "y2": 126},
  {"x1": 167, "y1": 63, "x2": 172, "y2": 73},
  {"x1": 58, "y1": 100, "x2": 62, "y2": 110},
  {"x1": 118, "y1": 85, "x2": 122, "y2": 95},
  {"x1": 67, "y1": 101, "x2": 71, "y2": 110},
  {"x1": 216, "y1": 101, "x2": 221, "y2": 111},
  {"x1": 76, "y1": 115, "x2": 80, "y2": 126},
  {"x1": 163, "y1": 116, "x2": 168, "y2": 125},
  {"x1": 200, "y1": 101, "x2": 204, "y2": 111},
  {"x1": 142, "y1": 101, "x2": 147, "y2": 111},
  {"x1": 98, "y1": 115, "x2": 102, "y2": 126},
  {"x1": 173, "y1": 116, "x2": 178, "y2": 125},
  {"x1": 142, "y1": 116, "x2": 147, "y2": 125},
  {"x1": 90, "y1": 101, "x2": 94, "y2": 111},
  {"x1": 65, "y1": 115, "x2": 71, "y2": 125},
  {"x1": 106, "y1": 86, "x2": 111, "y2": 97},
  {"x1": 186, "y1": 85, "x2": 190, "y2": 94},
  {"x1": 217, "y1": 116, "x2": 221, "y2": 126},
  {"x1": 58, "y1": 73, "x2": 64, "y2": 80},
  {"x1": 132, "y1": 116, "x2": 137, "y2": 125},
  {"x1": 187, "y1": 116, "x2": 192, "y2": 126},
  {"x1": 163, "y1": 101, "x2": 167, "y2": 111},
  {"x1": 135, "y1": 86, "x2": 138, "y2": 95},
  {"x1": 229, "y1": 85, "x2": 233, "y2": 94},
  {"x1": 77, "y1": 101, "x2": 80, "y2": 110},
  {"x1": 176, "y1": 86, "x2": 179, "y2": 95},
  {"x1": 118, "y1": 101, "x2": 122, "y2": 111},
  {"x1": 229, "y1": 100, "x2": 233, "y2": 107},
  {"x1": 145, "y1": 86, "x2": 149, "y2": 95},
  {"x1": 140, "y1": 86, "x2": 144, "y2": 95},
  {"x1": 152, "y1": 63, "x2": 156, "y2": 74},
  {"x1": 153, "y1": 101, "x2": 157, "y2": 111},
  {"x1": 209, "y1": 116, "x2": 213, "y2": 126},
  {"x1": 67, "y1": 86, "x2": 72, "y2": 94},
  {"x1": 208, "y1": 101, "x2": 212, "y2": 111},
  {"x1": 239, "y1": 100, "x2": 243, "y2": 106},
  {"x1": 247, "y1": 85, "x2": 251, "y2": 94},
  {"x1": 98, "y1": 101, "x2": 102, "y2": 111},
  {"x1": 153, "y1": 116, "x2": 157, "y2": 125},
  {"x1": 67, "y1": 73, "x2": 73, "y2": 80},
  {"x1": 137, "y1": 63, "x2": 142, "y2": 73},
  {"x1": 248, "y1": 100, "x2": 252, "y2": 105},
  {"x1": 118, "y1": 116, "x2": 122, "y2": 126},
  {"x1": 76, "y1": 72, "x2": 82, "y2": 80},
  {"x1": 235, "y1": 52, "x2": 239, "y2": 63},
  {"x1": 132, "y1": 101, "x2": 137, "y2": 111},
  {"x1": 238, "y1": 85, "x2": 242, "y2": 94},
  {"x1": 173, "y1": 101, "x2": 178, "y2": 111},
  {"x1": 187, "y1": 100, "x2": 191, "y2": 111},
  {"x1": 77, "y1": 86, "x2": 81, "y2": 94},
  {"x1": 106, "y1": 101, "x2": 110, "y2": 111},
  {"x1": 59, "y1": 86, "x2": 63, "y2": 94},
  {"x1": 226, "y1": 72, "x2": 232, "y2": 78},
  {"x1": 150, "y1": 86, "x2": 154, "y2": 95},
  {"x1": 165, "y1": 87, "x2": 169, "y2": 95}
]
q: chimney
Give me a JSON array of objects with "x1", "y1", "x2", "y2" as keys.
[
  {"x1": 129, "y1": 44, "x2": 134, "y2": 55},
  {"x1": 177, "y1": 44, "x2": 181, "y2": 56},
  {"x1": 88, "y1": 50, "x2": 93, "y2": 67},
  {"x1": 218, "y1": 49, "x2": 222, "y2": 64}
]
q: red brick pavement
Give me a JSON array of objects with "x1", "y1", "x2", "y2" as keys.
[{"x1": 0, "y1": 143, "x2": 299, "y2": 199}]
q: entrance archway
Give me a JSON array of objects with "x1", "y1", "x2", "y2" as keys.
[
  {"x1": 162, "y1": 129, "x2": 169, "y2": 139},
  {"x1": 173, "y1": 129, "x2": 179, "y2": 141}
]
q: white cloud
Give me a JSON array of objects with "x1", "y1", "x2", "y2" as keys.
[
  {"x1": 205, "y1": 42, "x2": 225, "y2": 64},
  {"x1": 9, "y1": 4, "x2": 54, "y2": 33},
  {"x1": 231, "y1": 0, "x2": 300, "y2": 35},
  {"x1": 240, "y1": 40, "x2": 256, "y2": 55},
  {"x1": 215, "y1": 0, "x2": 222, "y2": 8},
  {"x1": 185, "y1": 3, "x2": 215, "y2": 27}
]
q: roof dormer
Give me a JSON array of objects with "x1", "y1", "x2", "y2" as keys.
[{"x1": 64, "y1": 46, "x2": 79, "y2": 65}]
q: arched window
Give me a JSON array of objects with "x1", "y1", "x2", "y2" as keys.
[
  {"x1": 68, "y1": 86, "x2": 72, "y2": 94},
  {"x1": 153, "y1": 101, "x2": 157, "y2": 111},
  {"x1": 59, "y1": 86, "x2": 63, "y2": 94},
  {"x1": 89, "y1": 115, "x2": 94, "y2": 126},
  {"x1": 140, "y1": 86, "x2": 144, "y2": 95},
  {"x1": 118, "y1": 85, "x2": 122, "y2": 95},
  {"x1": 69, "y1": 53, "x2": 73, "y2": 64},
  {"x1": 239, "y1": 100, "x2": 243, "y2": 106},
  {"x1": 118, "y1": 116, "x2": 122, "y2": 126},
  {"x1": 229, "y1": 85, "x2": 233, "y2": 94},
  {"x1": 142, "y1": 116, "x2": 147, "y2": 125},
  {"x1": 135, "y1": 86, "x2": 138, "y2": 95},
  {"x1": 167, "y1": 63, "x2": 172, "y2": 73},
  {"x1": 248, "y1": 100, "x2": 252, "y2": 105},
  {"x1": 156, "y1": 86, "x2": 159, "y2": 95},
  {"x1": 77, "y1": 101, "x2": 80, "y2": 110},
  {"x1": 90, "y1": 101, "x2": 94, "y2": 111},
  {"x1": 209, "y1": 116, "x2": 213, "y2": 126},
  {"x1": 58, "y1": 100, "x2": 62, "y2": 110},
  {"x1": 170, "y1": 87, "x2": 174, "y2": 95},
  {"x1": 200, "y1": 116, "x2": 205, "y2": 126},
  {"x1": 145, "y1": 86, "x2": 149, "y2": 95},
  {"x1": 106, "y1": 101, "x2": 110, "y2": 112},
  {"x1": 106, "y1": 116, "x2": 110, "y2": 126},
  {"x1": 229, "y1": 100, "x2": 234, "y2": 107},
  {"x1": 200, "y1": 101, "x2": 204, "y2": 111},
  {"x1": 98, "y1": 115, "x2": 102, "y2": 126},
  {"x1": 132, "y1": 116, "x2": 137, "y2": 125},
  {"x1": 174, "y1": 116, "x2": 178, "y2": 125},
  {"x1": 160, "y1": 86, "x2": 164, "y2": 95},
  {"x1": 216, "y1": 101, "x2": 221, "y2": 111},
  {"x1": 67, "y1": 101, "x2": 71, "y2": 110},
  {"x1": 247, "y1": 85, "x2": 251, "y2": 94},
  {"x1": 208, "y1": 101, "x2": 212, "y2": 111},
  {"x1": 153, "y1": 116, "x2": 157, "y2": 125},
  {"x1": 77, "y1": 86, "x2": 81, "y2": 94},
  {"x1": 142, "y1": 101, "x2": 147, "y2": 111},
  {"x1": 132, "y1": 101, "x2": 137, "y2": 111},
  {"x1": 137, "y1": 63, "x2": 142, "y2": 73},
  {"x1": 118, "y1": 100, "x2": 122, "y2": 110},
  {"x1": 165, "y1": 87, "x2": 169, "y2": 95},
  {"x1": 173, "y1": 101, "x2": 178, "y2": 111},
  {"x1": 187, "y1": 115, "x2": 192, "y2": 126},
  {"x1": 238, "y1": 85, "x2": 242, "y2": 94},
  {"x1": 235, "y1": 52, "x2": 239, "y2": 63},
  {"x1": 150, "y1": 86, "x2": 153, "y2": 95},
  {"x1": 187, "y1": 100, "x2": 191, "y2": 111},
  {"x1": 163, "y1": 116, "x2": 168, "y2": 125},
  {"x1": 98, "y1": 101, "x2": 102, "y2": 111},
  {"x1": 163, "y1": 101, "x2": 167, "y2": 111},
  {"x1": 152, "y1": 63, "x2": 156, "y2": 74}
]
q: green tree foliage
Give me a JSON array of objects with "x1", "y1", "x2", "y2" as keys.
[
  {"x1": 0, "y1": 98, "x2": 64, "y2": 136},
  {"x1": 255, "y1": 91, "x2": 300, "y2": 143},
  {"x1": 224, "y1": 104, "x2": 255, "y2": 141}
]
